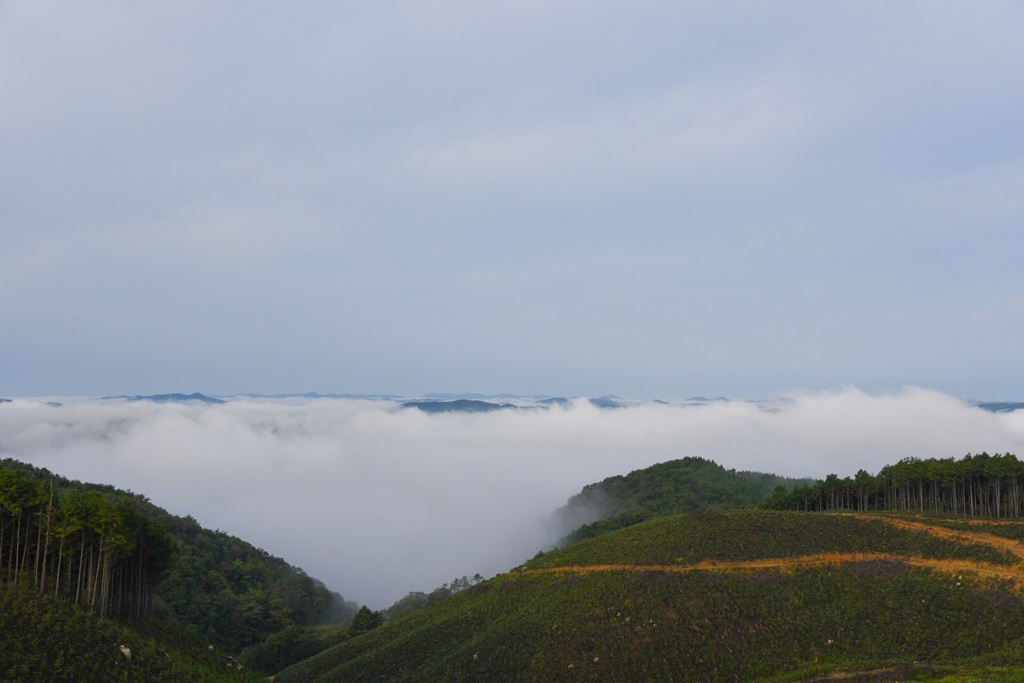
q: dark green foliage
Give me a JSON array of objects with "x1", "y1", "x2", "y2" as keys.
[
  {"x1": 153, "y1": 513, "x2": 357, "y2": 652},
  {"x1": 764, "y1": 452, "x2": 1024, "y2": 518},
  {"x1": 238, "y1": 624, "x2": 346, "y2": 675},
  {"x1": 0, "y1": 458, "x2": 357, "y2": 656},
  {"x1": 349, "y1": 606, "x2": 384, "y2": 636},
  {"x1": 0, "y1": 460, "x2": 174, "y2": 619},
  {"x1": 382, "y1": 574, "x2": 484, "y2": 621},
  {"x1": 556, "y1": 456, "x2": 813, "y2": 544},
  {"x1": 274, "y1": 511, "x2": 1024, "y2": 683},
  {"x1": 0, "y1": 582, "x2": 257, "y2": 682}
]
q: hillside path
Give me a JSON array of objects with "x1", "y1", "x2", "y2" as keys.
[
  {"x1": 518, "y1": 553, "x2": 1024, "y2": 586},
  {"x1": 851, "y1": 513, "x2": 1024, "y2": 562},
  {"x1": 518, "y1": 515, "x2": 1024, "y2": 587}
]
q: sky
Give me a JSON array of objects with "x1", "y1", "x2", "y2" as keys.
[{"x1": 2, "y1": 1, "x2": 1023, "y2": 400}]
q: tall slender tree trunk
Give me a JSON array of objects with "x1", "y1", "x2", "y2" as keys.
[
  {"x1": 54, "y1": 536, "x2": 64, "y2": 597},
  {"x1": 0, "y1": 514, "x2": 6, "y2": 581},
  {"x1": 39, "y1": 483, "x2": 53, "y2": 593}
]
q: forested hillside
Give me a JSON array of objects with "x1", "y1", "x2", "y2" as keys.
[
  {"x1": 0, "y1": 461, "x2": 173, "y2": 620},
  {"x1": 555, "y1": 456, "x2": 809, "y2": 543},
  {"x1": 0, "y1": 458, "x2": 358, "y2": 658},
  {"x1": 153, "y1": 512, "x2": 358, "y2": 652}
]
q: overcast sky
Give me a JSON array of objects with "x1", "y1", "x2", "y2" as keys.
[{"x1": 2, "y1": 1, "x2": 1022, "y2": 399}]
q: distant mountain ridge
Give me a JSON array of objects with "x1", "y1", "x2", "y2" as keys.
[
  {"x1": 225, "y1": 392, "x2": 402, "y2": 400},
  {"x1": 15, "y1": 392, "x2": 1024, "y2": 415},
  {"x1": 103, "y1": 392, "x2": 226, "y2": 404},
  {"x1": 402, "y1": 399, "x2": 518, "y2": 414},
  {"x1": 974, "y1": 401, "x2": 1024, "y2": 413}
]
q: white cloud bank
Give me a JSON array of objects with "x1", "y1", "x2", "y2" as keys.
[{"x1": 2, "y1": 387, "x2": 1024, "y2": 607}]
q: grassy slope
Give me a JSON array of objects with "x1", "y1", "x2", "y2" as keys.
[
  {"x1": 276, "y1": 511, "x2": 1024, "y2": 683},
  {"x1": 531, "y1": 510, "x2": 1017, "y2": 568},
  {"x1": 0, "y1": 583, "x2": 259, "y2": 682}
]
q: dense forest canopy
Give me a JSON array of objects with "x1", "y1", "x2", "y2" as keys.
[
  {"x1": 0, "y1": 461, "x2": 172, "y2": 620},
  {"x1": 0, "y1": 458, "x2": 357, "y2": 654}
]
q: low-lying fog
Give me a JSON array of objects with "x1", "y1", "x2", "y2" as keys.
[{"x1": 3, "y1": 387, "x2": 1024, "y2": 608}]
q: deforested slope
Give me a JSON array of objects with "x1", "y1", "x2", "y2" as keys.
[{"x1": 276, "y1": 510, "x2": 1024, "y2": 682}]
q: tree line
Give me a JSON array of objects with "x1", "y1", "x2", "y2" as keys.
[
  {"x1": 382, "y1": 574, "x2": 485, "y2": 622},
  {"x1": 764, "y1": 452, "x2": 1024, "y2": 517},
  {"x1": 0, "y1": 459, "x2": 173, "y2": 619}
]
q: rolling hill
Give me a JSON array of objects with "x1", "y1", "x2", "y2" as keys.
[
  {"x1": 276, "y1": 509, "x2": 1024, "y2": 682},
  {"x1": 554, "y1": 456, "x2": 811, "y2": 544}
]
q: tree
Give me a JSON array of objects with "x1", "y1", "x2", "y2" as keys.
[{"x1": 349, "y1": 606, "x2": 384, "y2": 636}]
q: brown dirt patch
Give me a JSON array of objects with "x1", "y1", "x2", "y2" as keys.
[
  {"x1": 802, "y1": 663, "x2": 933, "y2": 681},
  {"x1": 521, "y1": 553, "x2": 1024, "y2": 588},
  {"x1": 854, "y1": 513, "x2": 1024, "y2": 562}
]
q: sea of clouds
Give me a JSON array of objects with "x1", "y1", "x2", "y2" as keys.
[{"x1": 2, "y1": 386, "x2": 1024, "y2": 607}]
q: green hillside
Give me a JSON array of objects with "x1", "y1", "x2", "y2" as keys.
[
  {"x1": 555, "y1": 456, "x2": 810, "y2": 543},
  {"x1": 153, "y1": 512, "x2": 357, "y2": 652},
  {"x1": 1, "y1": 582, "x2": 257, "y2": 682},
  {"x1": 276, "y1": 510, "x2": 1024, "y2": 682}
]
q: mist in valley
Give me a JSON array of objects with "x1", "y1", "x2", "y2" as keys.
[{"x1": 2, "y1": 387, "x2": 1023, "y2": 608}]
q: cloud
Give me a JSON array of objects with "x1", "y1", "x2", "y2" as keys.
[{"x1": 3, "y1": 387, "x2": 1023, "y2": 607}]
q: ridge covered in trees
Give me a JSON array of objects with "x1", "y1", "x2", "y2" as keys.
[
  {"x1": 381, "y1": 573, "x2": 485, "y2": 622},
  {"x1": 0, "y1": 458, "x2": 358, "y2": 657},
  {"x1": 764, "y1": 452, "x2": 1024, "y2": 517},
  {"x1": 555, "y1": 456, "x2": 810, "y2": 544}
]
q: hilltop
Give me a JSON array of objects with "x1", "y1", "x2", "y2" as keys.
[{"x1": 554, "y1": 456, "x2": 811, "y2": 543}]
